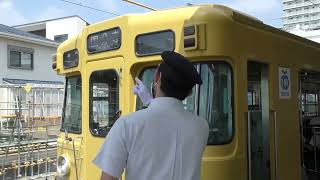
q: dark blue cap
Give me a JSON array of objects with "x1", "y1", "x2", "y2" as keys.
[{"x1": 159, "y1": 51, "x2": 202, "y2": 90}]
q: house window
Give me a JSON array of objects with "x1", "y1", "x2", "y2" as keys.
[
  {"x1": 8, "y1": 45, "x2": 34, "y2": 70},
  {"x1": 54, "y1": 34, "x2": 68, "y2": 43}
]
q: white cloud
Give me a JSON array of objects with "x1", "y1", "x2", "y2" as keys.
[{"x1": 0, "y1": 0, "x2": 28, "y2": 26}]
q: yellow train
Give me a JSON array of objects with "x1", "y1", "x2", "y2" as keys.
[{"x1": 53, "y1": 4, "x2": 320, "y2": 180}]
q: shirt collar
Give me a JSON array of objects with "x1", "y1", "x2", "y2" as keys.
[{"x1": 149, "y1": 97, "x2": 183, "y2": 109}]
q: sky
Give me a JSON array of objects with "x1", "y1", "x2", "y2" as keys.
[{"x1": 0, "y1": 0, "x2": 283, "y2": 28}]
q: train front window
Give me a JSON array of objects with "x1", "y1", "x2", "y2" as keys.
[
  {"x1": 136, "y1": 62, "x2": 233, "y2": 145},
  {"x1": 62, "y1": 75, "x2": 82, "y2": 133},
  {"x1": 89, "y1": 70, "x2": 119, "y2": 137}
]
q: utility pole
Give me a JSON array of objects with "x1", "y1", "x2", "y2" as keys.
[{"x1": 123, "y1": 0, "x2": 157, "y2": 11}]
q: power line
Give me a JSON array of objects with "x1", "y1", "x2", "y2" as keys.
[
  {"x1": 57, "y1": 0, "x2": 120, "y2": 16},
  {"x1": 306, "y1": 0, "x2": 316, "y2": 5}
]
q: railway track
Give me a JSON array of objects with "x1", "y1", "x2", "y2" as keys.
[{"x1": 0, "y1": 140, "x2": 57, "y2": 168}]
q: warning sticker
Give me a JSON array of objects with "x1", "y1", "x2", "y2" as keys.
[{"x1": 279, "y1": 67, "x2": 291, "y2": 99}]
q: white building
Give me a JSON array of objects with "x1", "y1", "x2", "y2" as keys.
[
  {"x1": 0, "y1": 23, "x2": 64, "y2": 125},
  {"x1": 13, "y1": 15, "x2": 88, "y2": 43},
  {"x1": 289, "y1": 27, "x2": 320, "y2": 43},
  {"x1": 283, "y1": 0, "x2": 320, "y2": 31},
  {"x1": 0, "y1": 24, "x2": 62, "y2": 84}
]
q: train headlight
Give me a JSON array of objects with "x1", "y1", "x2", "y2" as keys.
[{"x1": 57, "y1": 155, "x2": 70, "y2": 176}]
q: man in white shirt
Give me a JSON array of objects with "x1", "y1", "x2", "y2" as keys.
[{"x1": 93, "y1": 51, "x2": 209, "y2": 180}]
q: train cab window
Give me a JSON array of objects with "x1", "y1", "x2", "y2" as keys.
[
  {"x1": 198, "y1": 64, "x2": 233, "y2": 144},
  {"x1": 136, "y1": 62, "x2": 233, "y2": 145},
  {"x1": 62, "y1": 75, "x2": 82, "y2": 133},
  {"x1": 89, "y1": 70, "x2": 119, "y2": 137}
]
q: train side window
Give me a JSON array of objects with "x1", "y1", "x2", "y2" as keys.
[
  {"x1": 61, "y1": 75, "x2": 82, "y2": 133},
  {"x1": 89, "y1": 70, "x2": 119, "y2": 137}
]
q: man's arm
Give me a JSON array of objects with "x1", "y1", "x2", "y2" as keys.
[
  {"x1": 93, "y1": 119, "x2": 128, "y2": 179},
  {"x1": 100, "y1": 172, "x2": 118, "y2": 180}
]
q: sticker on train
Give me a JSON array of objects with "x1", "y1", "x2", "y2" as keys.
[{"x1": 279, "y1": 67, "x2": 291, "y2": 99}]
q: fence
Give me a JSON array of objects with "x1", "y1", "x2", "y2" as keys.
[{"x1": 0, "y1": 84, "x2": 63, "y2": 179}]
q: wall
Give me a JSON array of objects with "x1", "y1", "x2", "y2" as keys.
[
  {"x1": 0, "y1": 37, "x2": 63, "y2": 84},
  {"x1": 46, "y1": 16, "x2": 87, "y2": 41}
]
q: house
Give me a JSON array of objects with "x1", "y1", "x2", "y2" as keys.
[
  {"x1": 0, "y1": 24, "x2": 64, "y2": 127},
  {"x1": 0, "y1": 24, "x2": 62, "y2": 85},
  {"x1": 13, "y1": 15, "x2": 89, "y2": 43}
]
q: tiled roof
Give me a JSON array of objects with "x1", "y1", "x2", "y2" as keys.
[
  {"x1": 0, "y1": 24, "x2": 56, "y2": 43},
  {"x1": 3, "y1": 78, "x2": 64, "y2": 85}
]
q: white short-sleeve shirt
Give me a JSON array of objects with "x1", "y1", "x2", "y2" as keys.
[{"x1": 93, "y1": 97, "x2": 209, "y2": 180}]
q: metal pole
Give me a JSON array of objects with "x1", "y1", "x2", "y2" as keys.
[
  {"x1": 50, "y1": 89, "x2": 53, "y2": 116},
  {"x1": 247, "y1": 112, "x2": 252, "y2": 180},
  {"x1": 17, "y1": 87, "x2": 22, "y2": 179},
  {"x1": 73, "y1": 138, "x2": 80, "y2": 180},
  {"x1": 273, "y1": 111, "x2": 278, "y2": 180},
  {"x1": 24, "y1": 149, "x2": 27, "y2": 178},
  {"x1": 30, "y1": 89, "x2": 35, "y2": 177},
  {"x1": 299, "y1": 77, "x2": 305, "y2": 171},
  {"x1": 45, "y1": 118, "x2": 49, "y2": 176},
  {"x1": 313, "y1": 128, "x2": 317, "y2": 170},
  {"x1": 37, "y1": 144, "x2": 40, "y2": 176},
  {"x1": 57, "y1": 90, "x2": 60, "y2": 116},
  {"x1": 122, "y1": 0, "x2": 157, "y2": 11}
]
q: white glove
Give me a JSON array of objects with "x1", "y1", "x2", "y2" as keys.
[{"x1": 133, "y1": 77, "x2": 153, "y2": 106}]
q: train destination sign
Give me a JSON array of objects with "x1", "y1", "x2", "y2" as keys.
[{"x1": 87, "y1": 27, "x2": 121, "y2": 53}]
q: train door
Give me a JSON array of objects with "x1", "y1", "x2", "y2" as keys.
[
  {"x1": 247, "y1": 62, "x2": 271, "y2": 180},
  {"x1": 85, "y1": 57, "x2": 124, "y2": 180},
  {"x1": 300, "y1": 71, "x2": 320, "y2": 179}
]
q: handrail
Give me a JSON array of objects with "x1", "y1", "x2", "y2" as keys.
[
  {"x1": 272, "y1": 110, "x2": 278, "y2": 180},
  {"x1": 72, "y1": 136, "x2": 83, "y2": 180},
  {"x1": 246, "y1": 112, "x2": 252, "y2": 180}
]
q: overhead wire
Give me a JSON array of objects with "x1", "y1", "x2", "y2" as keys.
[
  {"x1": 56, "y1": 0, "x2": 120, "y2": 16},
  {"x1": 306, "y1": 0, "x2": 317, "y2": 5}
]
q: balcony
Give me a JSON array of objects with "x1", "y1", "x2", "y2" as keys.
[
  {"x1": 283, "y1": 1, "x2": 320, "y2": 10},
  {"x1": 283, "y1": 9, "x2": 320, "y2": 18},
  {"x1": 283, "y1": 16, "x2": 320, "y2": 24}
]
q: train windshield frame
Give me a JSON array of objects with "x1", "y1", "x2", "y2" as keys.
[{"x1": 61, "y1": 75, "x2": 82, "y2": 134}]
